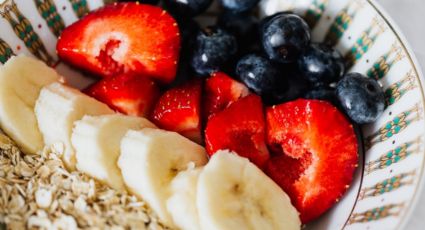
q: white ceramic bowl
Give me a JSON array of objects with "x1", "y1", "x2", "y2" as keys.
[{"x1": 0, "y1": 0, "x2": 423, "y2": 229}]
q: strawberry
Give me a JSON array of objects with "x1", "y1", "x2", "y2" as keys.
[
  {"x1": 265, "y1": 99, "x2": 358, "y2": 223},
  {"x1": 151, "y1": 79, "x2": 202, "y2": 143},
  {"x1": 57, "y1": 3, "x2": 181, "y2": 84},
  {"x1": 204, "y1": 95, "x2": 270, "y2": 168},
  {"x1": 84, "y1": 73, "x2": 160, "y2": 117},
  {"x1": 204, "y1": 72, "x2": 249, "y2": 119}
]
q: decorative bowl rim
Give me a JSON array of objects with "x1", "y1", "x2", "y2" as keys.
[{"x1": 360, "y1": 0, "x2": 425, "y2": 229}]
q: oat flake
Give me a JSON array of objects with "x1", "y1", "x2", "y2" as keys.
[{"x1": 0, "y1": 134, "x2": 172, "y2": 229}]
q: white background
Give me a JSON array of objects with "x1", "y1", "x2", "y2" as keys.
[{"x1": 377, "y1": 0, "x2": 425, "y2": 229}]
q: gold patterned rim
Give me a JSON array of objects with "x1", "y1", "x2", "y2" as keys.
[{"x1": 358, "y1": 1, "x2": 425, "y2": 229}]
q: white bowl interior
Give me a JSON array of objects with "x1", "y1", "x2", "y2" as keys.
[{"x1": 0, "y1": 0, "x2": 424, "y2": 229}]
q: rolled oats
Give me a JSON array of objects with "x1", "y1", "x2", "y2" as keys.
[
  {"x1": 0, "y1": 134, "x2": 172, "y2": 229},
  {"x1": 35, "y1": 188, "x2": 53, "y2": 209}
]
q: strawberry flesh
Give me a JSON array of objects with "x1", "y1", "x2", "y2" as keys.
[
  {"x1": 84, "y1": 73, "x2": 160, "y2": 117},
  {"x1": 205, "y1": 95, "x2": 270, "y2": 168},
  {"x1": 204, "y1": 72, "x2": 249, "y2": 119},
  {"x1": 57, "y1": 3, "x2": 181, "y2": 83},
  {"x1": 265, "y1": 99, "x2": 358, "y2": 223},
  {"x1": 151, "y1": 79, "x2": 202, "y2": 143}
]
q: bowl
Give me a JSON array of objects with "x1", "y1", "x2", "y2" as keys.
[{"x1": 0, "y1": 0, "x2": 423, "y2": 229}]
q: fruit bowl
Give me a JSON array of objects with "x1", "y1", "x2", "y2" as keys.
[{"x1": 0, "y1": 0, "x2": 424, "y2": 229}]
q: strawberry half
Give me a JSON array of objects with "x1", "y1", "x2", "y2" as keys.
[
  {"x1": 205, "y1": 95, "x2": 270, "y2": 168},
  {"x1": 265, "y1": 99, "x2": 358, "y2": 223},
  {"x1": 204, "y1": 72, "x2": 249, "y2": 119},
  {"x1": 151, "y1": 79, "x2": 202, "y2": 143},
  {"x1": 57, "y1": 3, "x2": 180, "y2": 84},
  {"x1": 84, "y1": 73, "x2": 160, "y2": 117}
]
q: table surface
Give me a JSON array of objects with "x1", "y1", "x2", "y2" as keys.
[{"x1": 376, "y1": 0, "x2": 425, "y2": 229}]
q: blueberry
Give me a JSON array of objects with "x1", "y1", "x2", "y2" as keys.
[
  {"x1": 262, "y1": 14, "x2": 310, "y2": 63},
  {"x1": 169, "y1": 20, "x2": 199, "y2": 86},
  {"x1": 336, "y1": 73, "x2": 385, "y2": 124},
  {"x1": 216, "y1": 12, "x2": 260, "y2": 75},
  {"x1": 258, "y1": 12, "x2": 292, "y2": 52},
  {"x1": 270, "y1": 65, "x2": 310, "y2": 104},
  {"x1": 191, "y1": 26, "x2": 238, "y2": 76},
  {"x1": 259, "y1": 11, "x2": 293, "y2": 31},
  {"x1": 236, "y1": 54, "x2": 288, "y2": 102},
  {"x1": 304, "y1": 86, "x2": 339, "y2": 105},
  {"x1": 219, "y1": 0, "x2": 260, "y2": 12},
  {"x1": 163, "y1": 0, "x2": 213, "y2": 17},
  {"x1": 217, "y1": 11, "x2": 260, "y2": 54},
  {"x1": 298, "y1": 43, "x2": 345, "y2": 86}
]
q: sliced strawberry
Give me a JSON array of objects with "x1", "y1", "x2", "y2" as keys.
[
  {"x1": 204, "y1": 72, "x2": 249, "y2": 119},
  {"x1": 57, "y1": 3, "x2": 180, "y2": 83},
  {"x1": 84, "y1": 73, "x2": 160, "y2": 117},
  {"x1": 204, "y1": 95, "x2": 270, "y2": 168},
  {"x1": 151, "y1": 79, "x2": 202, "y2": 143},
  {"x1": 265, "y1": 99, "x2": 358, "y2": 223}
]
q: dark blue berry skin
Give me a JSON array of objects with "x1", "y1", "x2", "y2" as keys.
[
  {"x1": 191, "y1": 26, "x2": 237, "y2": 76},
  {"x1": 262, "y1": 14, "x2": 311, "y2": 63},
  {"x1": 216, "y1": 12, "x2": 260, "y2": 75},
  {"x1": 298, "y1": 43, "x2": 345, "y2": 86},
  {"x1": 236, "y1": 54, "x2": 286, "y2": 96},
  {"x1": 163, "y1": 0, "x2": 213, "y2": 17},
  {"x1": 168, "y1": 19, "x2": 200, "y2": 86},
  {"x1": 236, "y1": 55, "x2": 313, "y2": 105},
  {"x1": 259, "y1": 11, "x2": 293, "y2": 32},
  {"x1": 304, "y1": 86, "x2": 339, "y2": 106},
  {"x1": 217, "y1": 11, "x2": 260, "y2": 54},
  {"x1": 219, "y1": 0, "x2": 260, "y2": 13},
  {"x1": 336, "y1": 73, "x2": 385, "y2": 124},
  {"x1": 270, "y1": 65, "x2": 310, "y2": 104}
]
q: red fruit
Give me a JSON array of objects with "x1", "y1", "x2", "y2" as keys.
[
  {"x1": 84, "y1": 73, "x2": 160, "y2": 117},
  {"x1": 205, "y1": 95, "x2": 270, "y2": 168},
  {"x1": 57, "y1": 3, "x2": 180, "y2": 83},
  {"x1": 152, "y1": 80, "x2": 202, "y2": 143},
  {"x1": 265, "y1": 99, "x2": 358, "y2": 223},
  {"x1": 204, "y1": 72, "x2": 249, "y2": 119}
]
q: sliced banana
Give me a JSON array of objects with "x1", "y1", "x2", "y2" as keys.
[
  {"x1": 118, "y1": 128, "x2": 208, "y2": 226},
  {"x1": 72, "y1": 114, "x2": 156, "y2": 190},
  {"x1": 0, "y1": 55, "x2": 60, "y2": 154},
  {"x1": 35, "y1": 82, "x2": 114, "y2": 170},
  {"x1": 166, "y1": 167, "x2": 202, "y2": 230},
  {"x1": 197, "y1": 150, "x2": 301, "y2": 230}
]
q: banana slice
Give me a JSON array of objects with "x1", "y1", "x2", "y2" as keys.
[
  {"x1": 166, "y1": 167, "x2": 202, "y2": 230},
  {"x1": 197, "y1": 150, "x2": 301, "y2": 230},
  {"x1": 72, "y1": 114, "x2": 156, "y2": 190},
  {"x1": 118, "y1": 128, "x2": 208, "y2": 226},
  {"x1": 0, "y1": 55, "x2": 60, "y2": 154},
  {"x1": 35, "y1": 82, "x2": 114, "y2": 170}
]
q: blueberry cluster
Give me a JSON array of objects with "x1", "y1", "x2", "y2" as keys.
[{"x1": 132, "y1": 0, "x2": 385, "y2": 124}]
